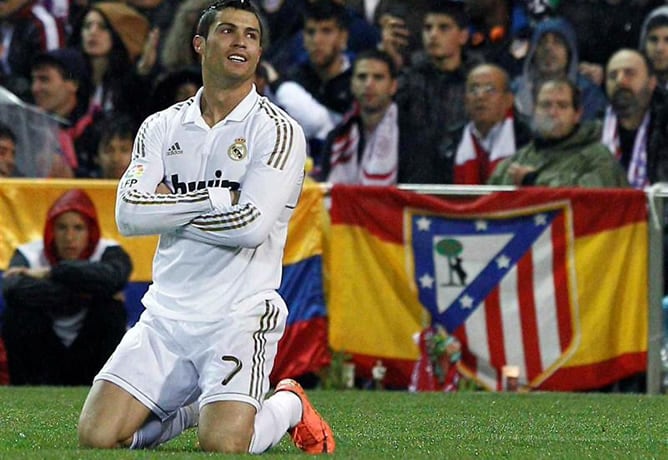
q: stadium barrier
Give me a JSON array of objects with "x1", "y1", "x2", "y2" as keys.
[{"x1": 0, "y1": 179, "x2": 663, "y2": 394}]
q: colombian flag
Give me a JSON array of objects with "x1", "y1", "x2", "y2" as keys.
[
  {"x1": 0, "y1": 180, "x2": 330, "y2": 384},
  {"x1": 329, "y1": 185, "x2": 648, "y2": 391},
  {"x1": 271, "y1": 182, "x2": 331, "y2": 383}
]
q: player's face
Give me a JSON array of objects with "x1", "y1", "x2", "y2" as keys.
[
  {"x1": 645, "y1": 26, "x2": 668, "y2": 74},
  {"x1": 53, "y1": 211, "x2": 90, "y2": 261},
  {"x1": 422, "y1": 14, "x2": 467, "y2": 61},
  {"x1": 465, "y1": 66, "x2": 513, "y2": 129},
  {"x1": 196, "y1": 8, "x2": 262, "y2": 85},
  {"x1": 303, "y1": 18, "x2": 348, "y2": 70},
  {"x1": 31, "y1": 66, "x2": 78, "y2": 116},
  {"x1": 351, "y1": 58, "x2": 396, "y2": 113},
  {"x1": 98, "y1": 135, "x2": 133, "y2": 179},
  {"x1": 532, "y1": 82, "x2": 581, "y2": 140},
  {"x1": 81, "y1": 10, "x2": 113, "y2": 58}
]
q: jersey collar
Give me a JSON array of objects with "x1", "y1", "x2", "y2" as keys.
[{"x1": 185, "y1": 85, "x2": 259, "y2": 127}]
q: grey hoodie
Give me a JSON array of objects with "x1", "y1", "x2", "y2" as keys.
[
  {"x1": 639, "y1": 6, "x2": 668, "y2": 50},
  {"x1": 512, "y1": 17, "x2": 607, "y2": 120}
]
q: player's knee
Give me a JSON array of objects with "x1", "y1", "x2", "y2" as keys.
[{"x1": 198, "y1": 428, "x2": 251, "y2": 454}]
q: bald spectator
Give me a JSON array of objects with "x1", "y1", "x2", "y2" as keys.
[
  {"x1": 602, "y1": 49, "x2": 668, "y2": 189},
  {"x1": 454, "y1": 63, "x2": 531, "y2": 184}
]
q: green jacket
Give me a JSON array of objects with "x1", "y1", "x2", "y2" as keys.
[{"x1": 488, "y1": 122, "x2": 630, "y2": 188}]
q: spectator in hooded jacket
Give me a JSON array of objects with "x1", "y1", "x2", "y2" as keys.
[
  {"x1": 639, "y1": 5, "x2": 668, "y2": 90},
  {"x1": 1, "y1": 189, "x2": 131, "y2": 385},
  {"x1": 512, "y1": 17, "x2": 607, "y2": 121}
]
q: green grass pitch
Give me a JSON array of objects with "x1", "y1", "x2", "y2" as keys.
[{"x1": 0, "y1": 387, "x2": 666, "y2": 459}]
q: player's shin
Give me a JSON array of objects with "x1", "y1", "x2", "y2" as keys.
[{"x1": 248, "y1": 391, "x2": 301, "y2": 454}]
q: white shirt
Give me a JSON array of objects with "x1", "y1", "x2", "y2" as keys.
[{"x1": 116, "y1": 86, "x2": 306, "y2": 321}]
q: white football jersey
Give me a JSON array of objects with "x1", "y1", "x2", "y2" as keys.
[{"x1": 116, "y1": 87, "x2": 306, "y2": 321}]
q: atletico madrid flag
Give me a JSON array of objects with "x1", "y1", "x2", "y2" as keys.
[
  {"x1": 409, "y1": 200, "x2": 576, "y2": 390},
  {"x1": 328, "y1": 185, "x2": 648, "y2": 391}
]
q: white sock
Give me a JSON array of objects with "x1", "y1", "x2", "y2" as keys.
[
  {"x1": 130, "y1": 402, "x2": 199, "y2": 449},
  {"x1": 248, "y1": 390, "x2": 302, "y2": 454}
]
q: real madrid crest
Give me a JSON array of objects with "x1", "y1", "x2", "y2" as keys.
[{"x1": 228, "y1": 138, "x2": 248, "y2": 161}]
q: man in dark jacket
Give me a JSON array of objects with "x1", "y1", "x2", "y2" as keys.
[
  {"x1": 396, "y1": 0, "x2": 480, "y2": 184},
  {"x1": 1, "y1": 189, "x2": 132, "y2": 385}
]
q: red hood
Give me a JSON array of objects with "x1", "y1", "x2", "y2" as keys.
[{"x1": 43, "y1": 189, "x2": 100, "y2": 265}]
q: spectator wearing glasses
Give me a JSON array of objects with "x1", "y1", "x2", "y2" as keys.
[{"x1": 454, "y1": 63, "x2": 531, "y2": 184}]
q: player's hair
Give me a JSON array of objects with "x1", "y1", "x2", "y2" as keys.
[{"x1": 196, "y1": 0, "x2": 263, "y2": 40}]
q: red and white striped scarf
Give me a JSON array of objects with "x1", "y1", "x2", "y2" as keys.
[
  {"x1": 454, "y1": 113, "x2": 516, "y2": 184},
  {"x1": 327, "y1": 103, "x2": 398, "y2": 186}
]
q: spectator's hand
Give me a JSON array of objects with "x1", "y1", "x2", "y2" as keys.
[
  {"x1": 137, "y1": 27, "x2": 160, "y2": 76},
  {"x1": 508, "y1": 163, "x2": 536, "y2": 186},
  {"x1": 578, "y1": 62, "x2": 604, "y2": 86},
  {"x1": 379, "y1": 13, "x2": 409, "y2": 70},
  {"x1": 4, "y1": 267, "x2": 50, "y2": 279}
]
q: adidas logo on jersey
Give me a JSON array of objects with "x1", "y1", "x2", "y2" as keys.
[
  {"x1": 172, "y1": 170, "x2": 240, "y2": 194},
  {"x1": 167, "y1": 142, "x2": 183, "y2": 156}
]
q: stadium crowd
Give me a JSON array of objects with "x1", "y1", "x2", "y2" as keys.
[
  {"x1": 0, "y1": 0, "x2": 666, "y2": 187},
  {"x1": 0, "y1": 0, "x2": 666, "y2": 394}
]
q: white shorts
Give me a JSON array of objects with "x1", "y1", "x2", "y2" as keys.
[{"x1": 95, "y1": 297, "x2": 287, "y2": 421}]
